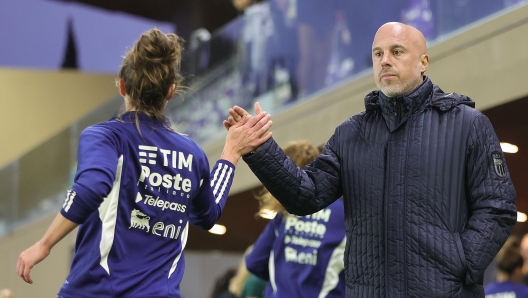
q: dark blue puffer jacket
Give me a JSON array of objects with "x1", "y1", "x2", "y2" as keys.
[{"x1": 243, "y1": 77, "x2": 517, "y2": 298}]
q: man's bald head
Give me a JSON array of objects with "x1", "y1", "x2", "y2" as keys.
[
  {"x1": 374, "y1": 22, "x2": 427, "y2": 56},
  {"x1": 371, "y1": 22, "x2": 429, "y2": 97}
]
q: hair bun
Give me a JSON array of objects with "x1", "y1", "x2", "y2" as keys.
[
  {"x1": 118, "y1": 28, "x2": 185, "y2": 125},
  {"x1": 132, "y1": 29, "x2": 183, "y2": 71}
]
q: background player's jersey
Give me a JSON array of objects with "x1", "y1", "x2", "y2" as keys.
[
  {"x1": 245, "y1": 199, "x2": 346, "y2": 298},
  {"x1": 484, "y1": 281, "x2": 528, "y2": 298},
  {"x1": 58, "y1": 112, "x2": 234, "y2": 298}
]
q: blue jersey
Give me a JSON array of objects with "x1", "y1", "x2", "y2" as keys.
[
  {"x1": 485, "y1": 281, "x2": 528, "y2": 298},
  {"x1": 58, "y1": 112, "x2": 235, "y2": 298},
  {"x1": 245, "y1": 199, "x2": 346, "y2": 298}
]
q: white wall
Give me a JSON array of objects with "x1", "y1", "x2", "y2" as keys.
[{"x1": 0, "y1": 69, "x2": 118, "y2": 169}]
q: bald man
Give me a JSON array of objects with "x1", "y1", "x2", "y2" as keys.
[
  {"x1": 226, "y1": 22, "x2": 517, "y2": 297},
  {"x1": 372, "y1": 22, "x2": 429, "y2": 98}
]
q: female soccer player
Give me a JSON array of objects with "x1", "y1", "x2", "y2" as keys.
[{"x1": 17, "y1": 28, "x2": 272, "y2": 298}]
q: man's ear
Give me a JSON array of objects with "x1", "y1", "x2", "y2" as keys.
[
  {"x1": 420, "y1": 54, "x2": 429, "y2": 74},
  {"x1": 119, "y1": 79, "x2": 126, "y2": 97}
]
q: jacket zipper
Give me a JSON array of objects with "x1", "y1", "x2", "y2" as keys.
[
  {"x1": 402, "y1": 113, "x2": 412, "y2": 297},
  {"x1": 386, "y1": 98, "x2": 406, "y2": 297},
  {"x1": 384, "y1": 100, "x2": 397, "y2": 297},
  {"x1": 384, "y1": 133, "x2": 392, "y2": 298},
  {"x1": 394, "y1": 100, "x2": 402, "y2": 125}
]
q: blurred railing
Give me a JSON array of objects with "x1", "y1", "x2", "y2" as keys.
[
  {"x1": 0, "y1": 97, "x2": 123, "y2": 236},
  {"x1": 166, "y1": 0, "x2": 527, "y2": 145},
  {"x1": 1, "y1": 0, "x2": 526, "y2": 237}
]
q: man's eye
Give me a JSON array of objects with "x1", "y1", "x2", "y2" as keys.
[{"x1": 394, "y1": 50, "x2": 403, "y2": 55}]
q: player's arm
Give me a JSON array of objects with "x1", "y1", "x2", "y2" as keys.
[
  {"x1": 189, "y1": 159, "x2": 235, "y2": 230},
  {"x1": 245, "y1": 218, "x2": 278, "y2": 280},
  {"x1": 190, "y1": 112, "x2": 272, "y2": 229},
  {"x1": 62, "y1": 125, "x2": 119, "y2": 224}
]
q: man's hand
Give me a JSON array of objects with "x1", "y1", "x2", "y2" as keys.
[
  {"x1": 221, "y1": 109, "x2": 272, "y2": 166},
  {"x1": 223, "y1": 102, "x2": 264, "y2": 130}
]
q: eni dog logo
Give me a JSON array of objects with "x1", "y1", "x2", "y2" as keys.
[{"x1": 129, "y1": 209, "x2": 151, "y2": 232}]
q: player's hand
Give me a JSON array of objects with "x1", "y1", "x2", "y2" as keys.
[
  {"x1": 221, "y1": 111, "x2": 273, "y2": 165},
  {"x1": 223, "y1": 102, "x2": 264, "y2": 130},
  {"x1": 17, "y1": 241, "x2": 50, "y2": 284}
]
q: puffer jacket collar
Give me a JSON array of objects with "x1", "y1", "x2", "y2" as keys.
[
  {"x1": 364, "y1": 76, "x2": 432, "y2": 113},
  {"x1": 364, "y1": 76, "x2": 475, "y2": 131},
  {"x1": 364, "y1": 76, "x2": 476, "y2": 112},
  {"x1": 430, "y1": 85, "x2": 475, "y2": 111}
]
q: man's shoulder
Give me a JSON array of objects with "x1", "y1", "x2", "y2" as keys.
[
  {"x1": 335, "y1": 111, "x2": 368, "y2": 130},
  {"x1": 430, "y1": 84, "x2": 477, "y2": 111}
]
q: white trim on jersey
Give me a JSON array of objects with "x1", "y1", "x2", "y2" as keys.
[
  {"x1": 318, "y1": 236, "x2": 346, "y2": 298},
  {"x1": 211, "y1": 163, "x2": 233, "y2": 204},
  {"x1": 211, "y1": 163, "x2": 222, "y2": 187},
  {"x1": 63, "y1": 189, "x2": 76, "y2": 212},
  {"x1": 168, "y1": 222, "x2": 189, "y2": 278},
  {"x1": 269, "y1": 250, "x2": 277, "y2": 294},
  {"x1": 214, "y1": 166, "x2": 233, "y2": 204},
  {"x1": 98, "y1": 155, "x2": 124, "y2": 274}
]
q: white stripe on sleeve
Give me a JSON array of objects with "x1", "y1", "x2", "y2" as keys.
[
  {"x1": 215, "y1": 167, "x2": 233, "y2": 204},
  {"x1": 210, "y1": 163, "x2": 222, "y2": 187},
  {"x1": 212, "y1": 164, "x2": 228, "y2": 196},
  {"x1": 63, "y1": 189, "x2": 76, "y2": 212}
]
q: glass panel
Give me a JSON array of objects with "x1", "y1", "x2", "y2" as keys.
[
  {"x1": 0, "y1": 162, "x2": 17, "y2": 234},
  {"x1": 0, "y1": 96, "x2": 122, "y2": 236},
  {"x1": 17, "y1": 129, "x2": 71, "y2": 222}
]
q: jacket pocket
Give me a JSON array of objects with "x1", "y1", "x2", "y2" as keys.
[{"x1": 450, "y1": 232, "x2": 468, "y2": 279}]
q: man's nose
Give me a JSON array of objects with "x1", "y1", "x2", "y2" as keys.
[{"x1": 381, "y1": 54, "x2": 392, "y2": 67}]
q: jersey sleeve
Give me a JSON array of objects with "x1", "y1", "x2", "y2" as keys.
[
  {"x1": 245, "y1": 216, "x2": 280, "y2": 281},
  {"x1": 61, "y1": 125, "x2": 119, "y2": 224},
  {"x1": 188, "y1": 159, "x2": 235, "y2": 230}
]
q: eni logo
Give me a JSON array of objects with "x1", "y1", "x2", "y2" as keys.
[{"x1": 129, "y1": 209, "x2": 151, "y2": 232}]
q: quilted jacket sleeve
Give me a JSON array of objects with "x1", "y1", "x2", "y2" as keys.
[
  {"x1": 243, "y1": 137, "x2": 342, "y2": 215},
  {"x1": 463, "y1": 114, "x2": 517, "y2": 284}
]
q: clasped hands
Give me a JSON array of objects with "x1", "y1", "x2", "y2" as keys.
[{"x1": 222, "y1": 102, "x2": 272, "y2": 162}]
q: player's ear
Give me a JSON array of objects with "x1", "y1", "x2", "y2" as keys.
[{"x1": 118, "y1": 79, "x2": 126, "y2": 97}]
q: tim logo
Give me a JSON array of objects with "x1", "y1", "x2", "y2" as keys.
[
  {"x1": 492, "y1": 152, "x2": 506, "y2": 178},
  {"x1": 139, "y1": 145, "x2": 157, "y2": 165},
  {"x1": 129, "y1": 209, "x2": 151, "y2": 232}
]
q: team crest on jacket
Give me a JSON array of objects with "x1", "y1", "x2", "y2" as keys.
[{"x1": 492, "y1": 152, "x2": 506, "y2": 177}]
